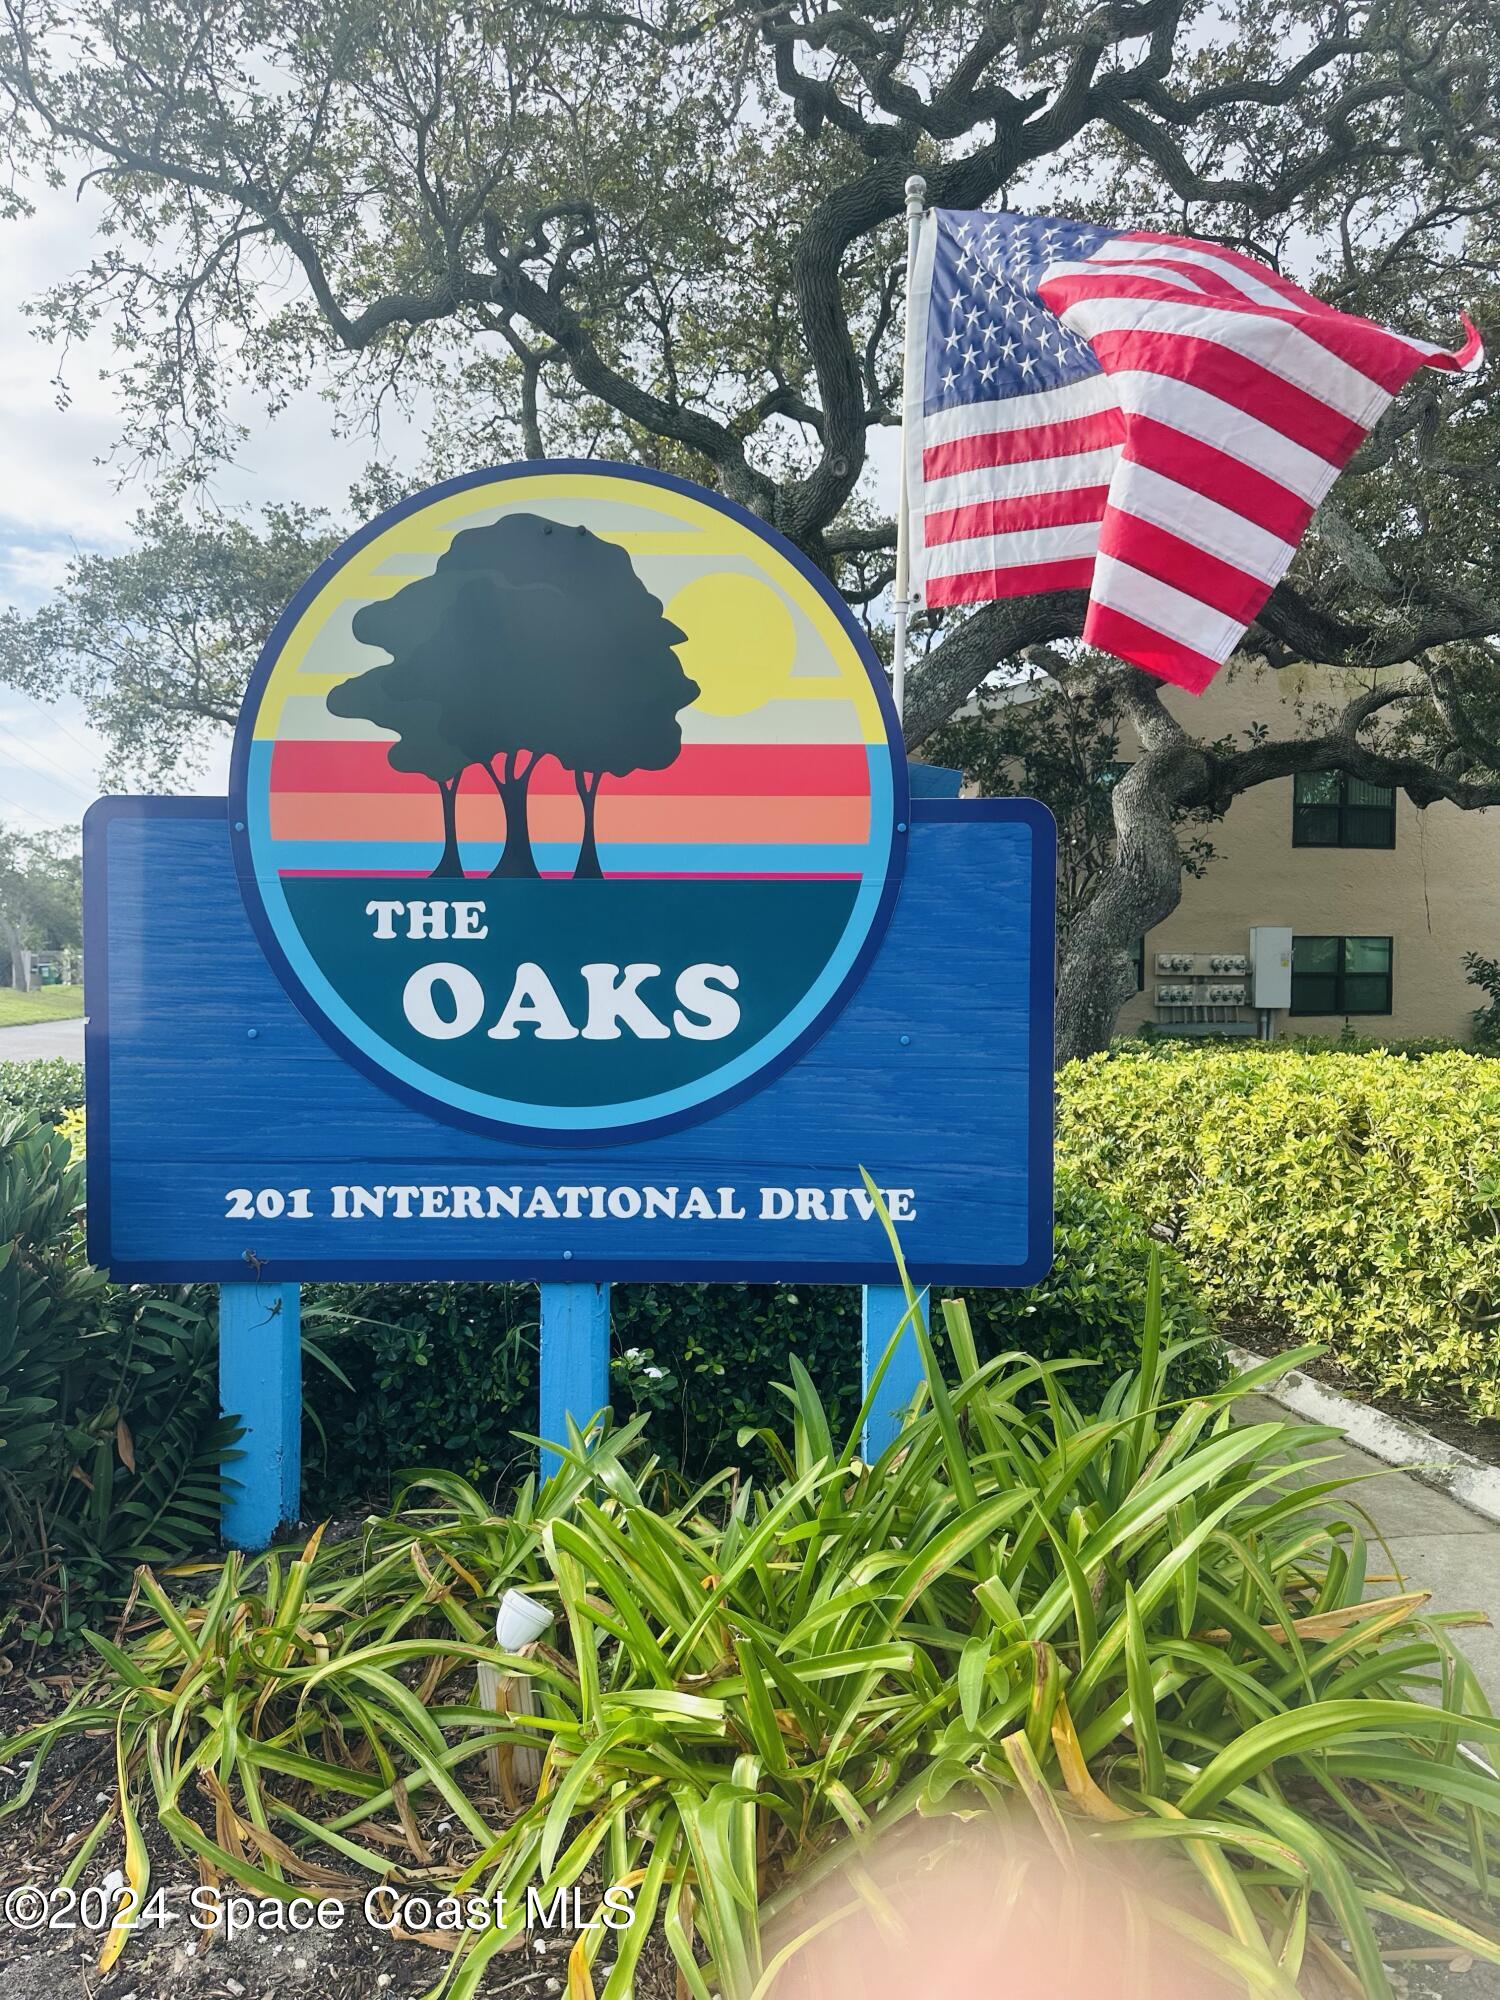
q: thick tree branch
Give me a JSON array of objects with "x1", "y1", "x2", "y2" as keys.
[
  {"x1": 1194, "y1": 680, "x2": 1500, "y2": 812},
  {"x1": 480, "y1": 209, "x2": 778, "y2": 517},
  {"x1": 1253, "y1": 578, "x2": 1500, "y2": 672},
  {"x1": 903, "y1": 594, "x2": 1090, "y2": 747},
  {"x1": 1055, "y1": 667, "x2": 1198, "y2": 1062}
]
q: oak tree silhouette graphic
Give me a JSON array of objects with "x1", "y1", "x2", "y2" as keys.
[
  {"x1": 328, "y1": 515, "x2": 698, "y2": 879},
  {"x1": 324, "y1": 594, "x2": 499, "y2": 877}
]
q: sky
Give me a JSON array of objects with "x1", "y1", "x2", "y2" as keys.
[
  {"x1": 0, "y1": 172, "x2": 122, "y2": 835},
  {"x1": 0, "y1": 176, "x2": 431, "y2": 834}
]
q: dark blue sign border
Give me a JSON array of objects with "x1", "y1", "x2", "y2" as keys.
[
  {"x1": 226, "y1": 462, "x2": 911, "y2": 1148},
  {"x1": 84, "y1": 794, "x2": 1054, "y2": 1287}
]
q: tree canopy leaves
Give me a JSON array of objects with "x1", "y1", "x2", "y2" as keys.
[
  {"x1": 1, "y1": 0, "x2": 1497, "y2": 1046},
  {"x1": 0, "y1": 828, "x2": 80, "y2": 984},
  {"x1": 0, "y1": 502, "x2": 341, "y2": 785},
  {"x1": 1, "y1": 0, "x2": 1495, "y2": 704}
]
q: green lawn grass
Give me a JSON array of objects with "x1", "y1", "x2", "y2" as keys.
[{"x1": 0, "y1": 985, "x2": 85, "y2": 1026}]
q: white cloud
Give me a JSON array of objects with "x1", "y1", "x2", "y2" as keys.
[{"x1": 0, "y1": 532, "x2": 82, "y2": 603}]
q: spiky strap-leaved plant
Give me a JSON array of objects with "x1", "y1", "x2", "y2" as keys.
[{"x1": 5, "y1": 1252, "x2": 1499, "y2": 1999}]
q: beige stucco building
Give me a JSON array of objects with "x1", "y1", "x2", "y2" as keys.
[{"x1": 1109, "y1": 662, "x2": 1500, "y2": 1043}]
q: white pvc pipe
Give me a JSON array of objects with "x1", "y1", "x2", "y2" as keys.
[{"x1": 479, "y1": 1588, "x2": 553, "y2": 1802}]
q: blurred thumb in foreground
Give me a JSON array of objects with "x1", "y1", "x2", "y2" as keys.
[{"x1": 764, "y1": 1813, "x2": 1245, "y2": 2000}]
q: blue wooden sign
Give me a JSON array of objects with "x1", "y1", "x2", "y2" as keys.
[
  {"x1": 83, "y1": 461, "x2": 1054, "y2": 1544},
  {"x1": 86, "y1": 793, "x2": 1052, "y2": 1284}
]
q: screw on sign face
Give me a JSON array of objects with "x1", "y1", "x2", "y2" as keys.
[{"x1": 231, "y1": 463, "x2": 907, "y2": 1143}]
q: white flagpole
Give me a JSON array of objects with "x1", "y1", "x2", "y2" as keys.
[{"x1": 891, "y1": 172, "x2": 928, "y2": 727}]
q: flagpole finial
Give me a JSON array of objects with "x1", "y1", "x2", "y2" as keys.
[{"x1": 905, "y1": 173, "x2": 927, "y2": 218}]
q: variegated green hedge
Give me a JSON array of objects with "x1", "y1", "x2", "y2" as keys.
[{"x1": 1058, "y1": 1047, "x2": 1500, "y2": 1417}]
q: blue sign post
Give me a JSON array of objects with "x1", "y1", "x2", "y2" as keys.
[
  {"x1": 537, "y1": 1284, "x2": 612, "y2": 1481},
  {"x1": 84, "y1": 463, "x2": 1054, "y2": 1545},
  {"x1": 219, "y1": 1281, "x2": 302, "y2": 1549}
]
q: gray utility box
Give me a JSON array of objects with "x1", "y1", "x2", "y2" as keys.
[{"x1": 1249, "y1": 926, "x2": 1293, "y2": 1010}]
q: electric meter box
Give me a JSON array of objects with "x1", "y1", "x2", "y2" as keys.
[{"x1": 1250, "y1": 926, "x2": 1293, "y2": 1010}]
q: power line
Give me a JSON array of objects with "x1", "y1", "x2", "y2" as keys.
[
  {"x1": 3, "y1": 687, "x2": 101, "y2": 765},
  {"x1": 0, "y1": 783, "x2": 67, "y2": 827},
  {"x1": 0, "y1": 715, "x2": 97, "y2": 804},
  {"x1": 0, "y1": 761, "x2": 94, "y2": 815}
]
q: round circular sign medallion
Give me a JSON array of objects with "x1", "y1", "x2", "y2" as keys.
[{"x1": 231, "y1": 463, "x2": 907, "y2": 1143}]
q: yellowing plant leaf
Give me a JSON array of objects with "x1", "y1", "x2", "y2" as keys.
[
  {"x1": 98, "y1": 1723, "x2": 148, "y2": 1974},
  {"x1": 1050, "y1": 1694, "x2": 1133, "y2": 1821}
]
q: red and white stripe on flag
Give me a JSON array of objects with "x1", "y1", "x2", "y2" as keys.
[{"x1": 904, "y1": 211, "x2": 1483, "y2": 694}]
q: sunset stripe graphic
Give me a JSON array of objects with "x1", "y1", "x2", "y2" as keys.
[
  {"x1": 246, "y1": 473, "x2": 892, "y2": 888},
  {"x1": 257, "y1": 740, "x2": 882, "y2": 880}
]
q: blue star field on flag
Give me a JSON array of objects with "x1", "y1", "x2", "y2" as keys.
[{"x1": 922, "y1": 211, "x2": 1117, "y2": 413}]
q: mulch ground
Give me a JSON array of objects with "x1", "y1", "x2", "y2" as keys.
[
  {"x1": 0, "y1": 1672, "x2": 675, "y2": 2000},
  {"x1": 1230, "y1": 1319, "x2": 1500, "y2": 1470}
]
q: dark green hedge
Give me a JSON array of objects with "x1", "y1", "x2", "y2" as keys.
[
  {"x1": 0, "y1": 1056, "x2": 85, "y2": 1125},
  {"x1": 301, "y1": 1170, "x2": 1222, "y2": 1511}
]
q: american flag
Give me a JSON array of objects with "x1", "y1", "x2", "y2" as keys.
[{"x1": 904, "y1": 209, "x2": 1483, "y2": 693}]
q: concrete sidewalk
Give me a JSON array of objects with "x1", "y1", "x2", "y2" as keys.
[
  {"x1": 0, "y1": 1017, "x2": 84, "y2": 1062},
  {"x1": 1240, "y1": 1391, "x2": 1500, "y2": 1706}
]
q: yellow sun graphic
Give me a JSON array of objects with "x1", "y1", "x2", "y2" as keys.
[{"x1": 665, "y1": 572, "x2": 798, "y2": 716}]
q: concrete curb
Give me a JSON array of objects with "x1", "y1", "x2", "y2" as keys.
[{"x1": 1229, "y1": 1344, "x2": 1500, "y2": 1528}]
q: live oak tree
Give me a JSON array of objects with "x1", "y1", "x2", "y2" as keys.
[
  {"x1": 429, "y1": 514, "x2": 698, "y2": 879},
  {"x1": 2, "y1": 0, "x2": 1498, "y2": 1054},
  {"x1": 341, "y1": 531, "x2": 557, "y2": 878},
  {"x1": 333, "y1": 514, "x2": 696, "y2": 878}
]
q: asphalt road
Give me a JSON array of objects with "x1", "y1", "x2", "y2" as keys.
[{"x1": 0, "y1": 1017, "x2": 85, "y2": 1062}]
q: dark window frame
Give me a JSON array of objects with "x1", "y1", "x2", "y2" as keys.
[
  {"x1": 1289, "y1": 935, "x2": 1393, "y2": 1016},
  {"x1": 1292, "y1": 770, "x2": 1396, "y2": 849}
]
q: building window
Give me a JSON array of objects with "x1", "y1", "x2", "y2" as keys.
[
  {"x1": 1289, "y1": 936, "x2": 1392, "y2": 1015},
  {"x1": 1292, "y1": 771, "x2": 1396, "y2": 848},
  {"x1": 1133, "y1": 937, "x2": 1145, "y2": 992}
]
